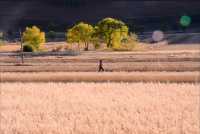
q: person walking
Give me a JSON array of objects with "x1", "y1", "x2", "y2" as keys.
[{"x1": 98, "y1": 60, "x2": 104, "y2": 72}]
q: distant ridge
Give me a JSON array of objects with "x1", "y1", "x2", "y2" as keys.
[{"x1": 0, "y1": 1, "x2": 200, "y2": 32}]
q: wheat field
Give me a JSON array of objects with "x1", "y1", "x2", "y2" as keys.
[{"x1": 1, "y1": 82, "x2": 199, "y2": 134}]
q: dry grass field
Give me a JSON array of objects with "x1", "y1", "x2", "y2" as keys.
[
  {"x1": 1, "y1": 47, "x2": 200, "y2": 72},
  {"x1": 0, "y1": 42, "x2": 199, "y2": 134},
  {"x1": 1, "y1": 82, "x2": 199, "y2": 134},
  {"x1": 1, "y1": 72, "x2": 199, "y2": 83}
]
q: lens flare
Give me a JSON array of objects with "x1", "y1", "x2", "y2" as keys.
[
  {"x1": 152, "y1": 30, "x2": 164, "y2": 42},
  {"x1": 180, "y1": 15, "x2": 191, "y2": 27}
]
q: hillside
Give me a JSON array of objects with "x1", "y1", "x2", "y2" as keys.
[{"x1": 0, "y1": 1, "x2": 200, "y2": 32}]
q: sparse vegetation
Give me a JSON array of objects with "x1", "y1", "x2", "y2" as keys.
[
  {"x1": 22, "y1": 26, "x2": 46, "y2": 51},
  {"x1": 47, "y1": 30, "x2": 56, "y2": 41},
  {"x1": 1, "y1": 50, "x2": 199, "y2": 72},
  {"x1": 52, "y1": 45, "x2": 64, "y2": 52},
  {"x1": 0, "y1": 40, "x2": 4, "y2": 47},
  {"x1": 0, "y1": 31, "x2": 3, "y2": 40},
  {"x1": 0, "y1": 32, "x2": 4, "y2": 46}
]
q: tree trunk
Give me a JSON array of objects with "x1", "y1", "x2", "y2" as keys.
[
  {"x1": 107, "y1": 31, "x2": 113, "y2": 48},
  {"x1": 107, "y1": 37, "x2": 112, "y2": 48},
  {"x1": 84, "y1": 42, "x2": 89, "y2": 51},
  {"x1": 77, "y1": 43, "x2": 80, "y2": 51}
]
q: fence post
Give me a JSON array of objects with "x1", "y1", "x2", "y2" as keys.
[{"x1": 19, "y1": 29, "x2": 24, "y2": 64}]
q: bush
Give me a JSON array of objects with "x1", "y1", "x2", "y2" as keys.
[
  {"x1": 22, "y1": 26, "x2": 46, "y2": 51},
  {"x1": 52, "y1": 45, "x2": 63, "y2": 52},
  {"x1": 94, "y1": 43, "x2": 101, "y2": 49},
  {"x1": 23, "y1": 44, "x2": 35, "y2": 52},
  {"x1": 47, "y1": 31, "x2": 56, "y2": 41},
  {"x1": 64, "y1": 45, "x2": 71, "y2": 51},
  {"x1": 0, "y1": 32, "x2": 3, "y2": 40},
  {"x1": 0, "y1": 40, "x2": 4, "y2": 47},
  {"x1": 114, "y1": 33, "x2": 139, "y2": 51},
  {"x1": 0, "y1": 32, "x2": 4, "y2": 46}
]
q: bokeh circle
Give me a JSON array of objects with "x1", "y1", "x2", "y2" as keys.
[
  {"x1": 180, "y1": 15, "x2": 192, "y2": 27},
  {"x1": 152, "y1": 30, "x2": 164, "y2": 42}
]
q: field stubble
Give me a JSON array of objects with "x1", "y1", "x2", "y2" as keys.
[
  {"x1": 0, "y1": 82, "x2": 199, "y2": 134},
  {"x1": 1, "y1": 72, "x2": 199, "y2": 83},
  {"x1": 1, "y1": 44, "x2": 200, "y2": 134},
  {"x1": 1, "y1": 50, "x2": 199, "y2": 72}
]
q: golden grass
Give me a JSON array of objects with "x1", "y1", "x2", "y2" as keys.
[
  {"x1": 1, "y1": 82, "x2": 199, "y2": 134},
  {"x1": 0, "y1": 43, "x2": 20, "y2": 52},
  {"x1": 1, "y1": 48, "x2": 199, "y2": 72},
  {"x1": 1, "y1": 72, "x2": 199, "y2": 83},
  {"x1": 1, "y1": 62, "x2": 200, "y2": 72}
]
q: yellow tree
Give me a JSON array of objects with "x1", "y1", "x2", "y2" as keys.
[
  {"x1": 66, "y1": 22, "x2": 94, "y2": 51},
  {"x1": 22, "y1": 26, "x2": 45, "y2": 50}
]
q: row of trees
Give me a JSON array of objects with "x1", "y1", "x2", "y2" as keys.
[
  {"x1": 22, "y1": 18, "x2": 136, "y2": 52},
  {"x1": 67, "y1": 18, "x2": 129, "y2": 50}
]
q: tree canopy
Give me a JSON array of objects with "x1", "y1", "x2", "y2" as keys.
[
  {"x1": 95, "y1": 18, "x2": 129, "y2": 48},
  {"x1": 66, "y1": 22, "x2": 94, "y2": 51},
  {"x1": 22, "y1": 26, "x2": 45, "y2": 50}
]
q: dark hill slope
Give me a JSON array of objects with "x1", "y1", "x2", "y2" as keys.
[{"x1": 0, "y1": 1, "x2": 200, "y2": 32}]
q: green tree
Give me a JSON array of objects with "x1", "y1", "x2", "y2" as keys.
[
  {"x1": 66, "y1": 22, "x2": 94, "y2": 51},
  {"x1": 96, "y1": 18, "x2": 129, "y2": 48},
  {"x1": 22, "y1": 26, "x2": 46, "y2": 50}
]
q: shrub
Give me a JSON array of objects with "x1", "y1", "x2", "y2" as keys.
[
  {"x1": 0, "y1": 32, "x2": 4, "y2": 46},
  {"x1": 66, "y1": 22, "x2": 94, "y2": 51},
  {"x1": 22, "y1": 26, "x2": 46, "y2": 51},
  {"x1": 47, "y1": 22, "x2": 57, "y2": 31},
  {"x1": 0, "y1": 32, "x2": 3, "y2": 40},
  {"x1": 52, "y1": 45, "x2": 63, "y2": 52},
  {"x1": 64, "y1": 45, "x2": 72, "y2": 51},
  {"x1": 23, "y1": 44, "x2": 35, "y2": 52},
  {"x1": 95, "y1": 18, "x2": 129, "y2": 48},
  {"x1": 94, "y1": 43, "x2": 101, "y2": 49},
  {"x1": 0, "y1": 40, "x2": 4, "y2": 47},
  {"x1": 114, "y1": 33, "x2": 139, "y2": 51},
  {"x1": 47, "y1": 31, "x2": 56, "y2": 41}
]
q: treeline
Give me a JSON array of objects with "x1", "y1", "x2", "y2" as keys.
[{"x1": 22, "y1": 17, "x2": 138, "y2": 52}]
